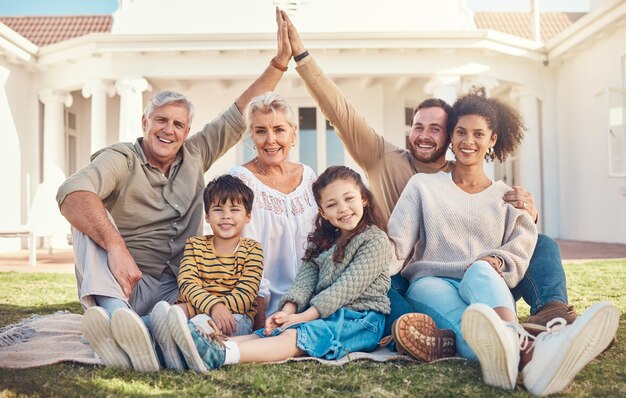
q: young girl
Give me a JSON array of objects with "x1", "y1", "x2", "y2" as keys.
[
  {"x1": 389, "y1": 88, "x2": 619, "y2": 396},
  {"x1": 166, "y1": 165, "x2": 392, "y2": 370}
]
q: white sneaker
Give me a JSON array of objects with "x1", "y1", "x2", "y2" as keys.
[
  {"x1": 151, "y1": 301, "x2": 184, "y2": 370},
  {"x1": 462, "y1": 304, "x2": 527, "y2": 390},
  {"x1": 111, "y1": 308, "x2": 160, "y2": 372},
  {"x1": 82, "y1": 306, "x2": 131, "y2": 368},
  {"x1": 522, "y1": 301, "x2": 619, "y2": 396},
  {"x1": 167, "y1": 305, "x2": 208, "y2": 372}
]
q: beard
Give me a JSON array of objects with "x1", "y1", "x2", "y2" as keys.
[{"x1": 408, "y1": 140, "x2": 449, "y2": 163}]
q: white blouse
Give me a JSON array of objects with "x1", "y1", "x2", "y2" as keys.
[{"x1": 230, "y1": 164, "x2": 318, "y2": 316}]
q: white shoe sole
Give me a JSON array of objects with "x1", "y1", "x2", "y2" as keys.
[
  {"x1": 167, "y1": 305, "x2": 207, "y2": 372},
  {"x1": 82, "y1": 307, "x2": 131, "y2": 368},
  {"x1": 523, "y1": 301, "x2": 619, "y2": 396},
  {"x1": 462, "y1": 304, "x2": 518, "y2": 390},
  {"x1": 151, "y1": 302, "x2": 184, "y2": 370},
  {"x1": 111, "y1": 308, "x2": 160, "y2": 372}
]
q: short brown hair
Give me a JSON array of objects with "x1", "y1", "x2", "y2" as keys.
[{"x1": 203, "y1": 175, "x2": 254, "y2": 214}]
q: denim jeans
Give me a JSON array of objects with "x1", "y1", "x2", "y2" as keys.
[
  {"x1": 384, "y1": 233, "x2": 568, "y2": 336},
  {"x1": 405, "y1": 261, "x2": 516, "y2": 360},
  {"x1": 511, "y1": 234, "x2": 568, "y2": 314},
  {"x1": 256, "y1": 308, "x2": 385, "y2": 360}
]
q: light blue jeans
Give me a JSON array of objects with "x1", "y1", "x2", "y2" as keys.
[
  {"x1": 405, "y1": 261, "x2": 515, "y2": 360},
  {"x1": 255, "y1": 308, "x2": 385, "y2": 360}
]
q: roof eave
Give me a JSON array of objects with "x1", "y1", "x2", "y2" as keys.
[
  {"x1": 0, "y1": 21, "x2": 38, "y2": 65},
  {"x1": 35, "y1": 30, "x2": 547, "y2": 66},
  {"x1": 546, "y1": 0, "x2": 626, "y2": 61}
]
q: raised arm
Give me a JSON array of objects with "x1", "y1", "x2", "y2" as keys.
[
  {"x1": 234, "y1": 7, "x2": 292, "y2": 113},
  {"x1": 281, "y1": 10, "x2": 391, "y2": 172}
]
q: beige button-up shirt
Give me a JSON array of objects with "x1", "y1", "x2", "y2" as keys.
[{"x1": 57, "y1": 103, "x2": 245, "y2": 278}]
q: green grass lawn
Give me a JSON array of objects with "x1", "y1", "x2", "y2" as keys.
[{"x1": 1, "y1": 260, "x2": 625, "y2": 397}]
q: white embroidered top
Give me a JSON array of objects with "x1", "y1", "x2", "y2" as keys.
[{"x1": 230, "y1": 164, "x2": 318, "y2": 315}]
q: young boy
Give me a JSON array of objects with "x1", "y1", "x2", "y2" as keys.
[{"x1": 176, "y1": 174, "x2": 263, "y2": 336}]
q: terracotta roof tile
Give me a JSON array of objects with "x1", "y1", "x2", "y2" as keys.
[
  {"x1": 475, "y1": 12, "x2": 586, "y2": 42},
  {"x1": 0, "y1": 15, "x2": 112, "y2": 46}
]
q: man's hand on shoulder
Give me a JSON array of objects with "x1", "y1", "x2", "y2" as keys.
[
  {"x1": 107, "y1": 244, "x2": 142, "y2": 299},
  {"x1": 503, "y1": 186, "x2": 538, "y2": 222}
]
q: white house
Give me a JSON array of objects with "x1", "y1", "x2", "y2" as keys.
[{"x1": 0, "y1": 0, "x2": 625, "y2": 254}]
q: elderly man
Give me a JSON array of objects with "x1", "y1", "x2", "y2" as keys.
[{"x1": 57, "y1": 9, "x2": 292, "y2": 371}]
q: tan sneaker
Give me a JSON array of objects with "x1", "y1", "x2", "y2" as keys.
[
  {"x1": 525, "y1": 302, "x2": 577, "y2": 327},
  {"x1": 391, "y1": 313, "x2": 456, "y2": 362}
]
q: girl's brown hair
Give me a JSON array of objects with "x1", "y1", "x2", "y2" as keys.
[{"x1": 303, "y1": 166, "x2": 386, "y2": 263}]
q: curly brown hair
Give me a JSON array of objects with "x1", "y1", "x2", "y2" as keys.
[
  {"x1": 303, "y1": 166, "x2": 386, "y2": 263},
  {"x1": 446, "y1": 87, "x2": 525, "y2": 162}
]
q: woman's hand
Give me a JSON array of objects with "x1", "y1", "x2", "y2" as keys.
[
  {"x1": 275, "y1": 7, "x2": 291, "y2": 66},
  {"x1": 279, "y1": 9, "x2": 306, "y2": 57}
]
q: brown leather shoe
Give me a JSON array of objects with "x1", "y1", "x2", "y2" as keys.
[
  {"x1": 525, "y1": 301, "x2": 577, "y2": 327},
  {"x1": 391, "y1": 313, "x2": 456, "y2": 362}
]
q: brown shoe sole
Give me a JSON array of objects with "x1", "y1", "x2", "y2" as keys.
[{"x1": 392, "y1": 313, "x2": 456, "y2": 362}]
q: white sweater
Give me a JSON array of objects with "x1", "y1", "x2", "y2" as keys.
[{"x1": 388, "y1": 172, "x2": 538, "y2": 288}]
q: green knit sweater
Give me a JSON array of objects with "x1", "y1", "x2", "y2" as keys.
[{"x1": 279, "y1": 225, "x2": 391, "y2": 318}]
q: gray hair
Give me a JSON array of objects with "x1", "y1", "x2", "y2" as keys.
[
  {"x1": 143, "y1": 91, "x2": 195, "y2": 124},
  {"x1": 244, "y1": 92, "x2": 298, "y2": 134}
]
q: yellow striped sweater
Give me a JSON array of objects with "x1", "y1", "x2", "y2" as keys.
[{"x1": 177, "y1": 235, "x2": 264, "y2": 320}]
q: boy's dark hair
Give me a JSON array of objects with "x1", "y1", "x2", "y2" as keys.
[
  {"x1": 446, "y1": 86, "x2": 525, "y2": 162},
  {"x1": 203, "y1": 175, "x2": 254, "y2": 213},
  {"x1": 303, "y1": 166, "x2": 386, "y2": 263},
  {"x1": 414, "y1": 97, "x2": 452, "y2": 119}
]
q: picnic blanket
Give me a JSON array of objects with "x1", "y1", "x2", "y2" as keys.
[{"x1": 0, "y1": 312, "x2": 453, "y2": 369}]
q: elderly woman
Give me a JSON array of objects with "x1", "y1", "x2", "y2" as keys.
[{"x1": 230, "y1": 92, "x2": 317, "y2": 325}]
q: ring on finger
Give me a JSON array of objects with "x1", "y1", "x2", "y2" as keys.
[{"x1": 522, "y1": 201, "x2": 527, "y2": 209}]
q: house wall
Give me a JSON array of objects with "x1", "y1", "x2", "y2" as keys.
[
  {"x1": 0, "y1": 59, "x2": 37, "y2": 250},
  {"x1": 553, "y1": 22, "x2": 626, "y2": 243}
]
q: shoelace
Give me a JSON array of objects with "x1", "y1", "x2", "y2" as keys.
[
  {"x1": 508, "y1": 322, "x2": 535, "y2": 351},
  {"x1": 193, "y1": 319, "x2": 228, "y2": 348},
  {"x1": 522, "y1": 317, "x2": 568, "y2": 351}
]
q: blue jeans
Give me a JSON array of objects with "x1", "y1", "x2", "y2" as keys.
[
  {"x1": 256, "y1": 308, "x2": 385, "y2": 360},
  {"x1": 385, "y1": 234, "x2": 568, "y2": 336},
  {"x1": 405, "y1": 261, "x2": 516, "y2": 360}
]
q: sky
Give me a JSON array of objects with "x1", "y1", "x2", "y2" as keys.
[{"x1": 0, "y1": 0, "x2": 592, "y2": 16}]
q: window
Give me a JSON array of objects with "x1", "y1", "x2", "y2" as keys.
[
  {"x1": 299, "y1": 107, "x2": 318, "y2": 171},
  {"x1": 404, "y1": 106, "x2": 413, "y2": 149},
  {"x1": 607, "y1": 87, "x2": 626, "y2": 177}
]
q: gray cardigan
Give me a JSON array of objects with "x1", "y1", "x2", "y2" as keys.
[{"x1": 279, "y1": 225, "x2": 391, "y2": 318}]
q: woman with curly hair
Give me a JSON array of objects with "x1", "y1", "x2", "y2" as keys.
[{"x1": 388, "y1": 88, "x2": 618, "y2": 396}]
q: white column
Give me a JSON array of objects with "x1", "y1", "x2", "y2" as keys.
[
  {"x1": 36, "y1": 89, "x2": 73, "y2": 248},
  {"x1": 38, "y1": 89, "x2": 73, "y2": 183},
  {"x1": 424, "y1": 74, "x2": 460, "y2": 161},
  {"x1": 511, "y1": 86, "x2": 543, "y2": 231},
  {"x1": 82, "y1": 80, "x2": 114, "y2": 154},
  {"x1": 116, "y1": 78, "x2": 150, "y2": 143},
  {"x1": 462, "y1": 76, "x2": 500, "y2": 180},
  {"x1": 0, "y1": 66, "x2": 22, "y2": 250}
]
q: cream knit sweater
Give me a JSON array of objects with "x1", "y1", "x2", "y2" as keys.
[{"x1": 388, "y1": 172, "x2": 537, "y2": 288}]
